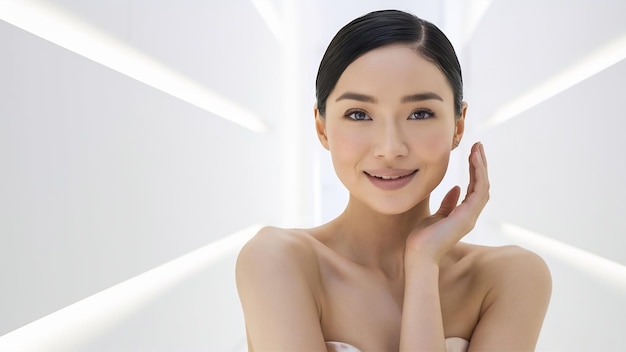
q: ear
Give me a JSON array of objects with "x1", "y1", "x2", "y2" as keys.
[
  {"x1": 314, "y1": 106, "x2": 329, "y2": 150},
  {"x1": 452, "y1": 102, "x2": 467, "y2": 150}
]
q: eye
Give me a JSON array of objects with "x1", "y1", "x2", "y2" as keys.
[
  {"x1": 409, "y1": 109, "x2": 435, "y2": 120},
  {"x1": 345, "y1": 110, "x2": 371, "y2": 121}
]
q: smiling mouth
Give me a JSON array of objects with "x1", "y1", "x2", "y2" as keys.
[
  {"x1": 364, "y1": 170, "x2": 418, "y2": 179},
  {"x1": 364, "y1": 169, "x2": 418, "y2": 190}
]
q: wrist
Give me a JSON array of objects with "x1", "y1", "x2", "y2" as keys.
[{"x1": 404, "y1": 252, "x2": 440, "y2": 275}]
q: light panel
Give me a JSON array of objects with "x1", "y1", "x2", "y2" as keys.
[
  {"x1": 500, "y1": 222, "x2": 626, "y2": 292},
  {"x1": 486, "y1": 33, "x2": 626, "y2": 128},
  {"x1": 251, "y1": 0, "x2": 284, "y2": 42},
  {"x1": 0, "y1": 1, "x2": 268, "y2": 133},
  {"x1": 463, "y1": 0, "x2": 493, "y2": 47},
  {"x1": 0, "y1": 224, "x2": 261, "y2": 351}
]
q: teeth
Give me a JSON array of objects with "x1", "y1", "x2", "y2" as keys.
[{"x1": 377, "y1": 175, "x2": 403, "y2": 180}]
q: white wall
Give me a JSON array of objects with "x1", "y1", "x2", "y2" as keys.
[
  {"x1": 1, "y1": 0, "x2": 625, "y2": 351},
  {"x1": 0, "y1": 0, "x2": 309, "y2": 350},
  {"x1": 460, "y1": 2, "x2": 626, "y2": 350}
]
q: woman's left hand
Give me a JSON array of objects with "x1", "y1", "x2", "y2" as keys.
[{"x1": 405, "y1": 142, "x2": 490, "y2": 264}]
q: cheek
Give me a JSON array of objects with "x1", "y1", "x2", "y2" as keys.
[
  {"x1": 327, "y1": 127, "x2": 368, "y2": 161},
  {"x1": 413, "y1": 126, "x2": 453, "y2": 162},
  {"x1": 326, "y1": 128, "x2": 369, "y2": 189}
]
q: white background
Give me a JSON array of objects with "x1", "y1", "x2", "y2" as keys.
[{"x1": 1, "y1": 0, "x2": 625, "y2": 351}]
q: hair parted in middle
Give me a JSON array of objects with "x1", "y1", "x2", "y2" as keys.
[{"x1": 315, "y1": 10, "x2": 463, "y2": 118}]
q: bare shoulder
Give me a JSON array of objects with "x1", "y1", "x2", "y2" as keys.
[
  {"x1": 455, "y1": 243, "x2": 552, "y2": 349},
  {"x1": 454, "y1": 242, "x2": 551, "y2": 296},
  {"x1": 471, "y1": 244, "x2": 551, "y2": 289},
  {"x1": 236, "y1": 226, "x2": 320, "y2": 284},
  {"x1": 235, "y1": 226, "x2": 327, "y2": 350},
  {"x1": 238, "y1": 226, "x2": 316, "y2": 259}
]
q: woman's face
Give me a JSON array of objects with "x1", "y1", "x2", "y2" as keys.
[{"x1": 316, "y1": 44, "x2": 465, "y2": 215}]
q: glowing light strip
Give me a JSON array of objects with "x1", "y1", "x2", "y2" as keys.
[
  {"x1": 0, "y1": 224, "x2": 261, "y2": 351},
  {"x1": 462, "y1": 0, "x2": 493, "y2": 47},
  {"x1": 251, "y1": 0, "x2": 284, "y2": 42},
  {"x1": 486, "y1": 33, "x2": 626, "y2": 127},
  {"x1": 500, "y1": 222, "x2": 626, "y2": 292},
  {"x1": 0, "y1": 1, "x2": 267, "y2": 133}
]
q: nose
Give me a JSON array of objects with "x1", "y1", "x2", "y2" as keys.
[{"x1": 373, "y1": 121, "x2": 408, "y2": 160}]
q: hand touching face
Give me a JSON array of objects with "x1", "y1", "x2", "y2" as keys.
[{"x1": 405, "y1": 142, "x2": 490, "y2": 263}]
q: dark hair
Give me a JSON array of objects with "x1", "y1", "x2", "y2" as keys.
[{"x1": 315, "y1": 10, "x2": 463, "y2": 117}]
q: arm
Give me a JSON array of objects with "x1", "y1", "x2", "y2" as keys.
[
  {"x1": 468, "y1": 247, "x2": 552, "y2": 350},
  {"x1": 400, "y1": 247, "x2": 551, "y2": 352},
  {"x1": 400, "y1": 256, "x2": 447, "y2": 351},
  {"x1": 400, "y1": 142, "x2": 551, "y2": 350},
  {"x1": 235, "y1": 227, "x2": 327, "y2": 351},
  {"x1": 400, "y1": 142, "x2": 490, "y2": 351}
]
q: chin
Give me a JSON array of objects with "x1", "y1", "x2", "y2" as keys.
[{"x1": 366, "y1": 197, "x2": 427, "y2": 216}]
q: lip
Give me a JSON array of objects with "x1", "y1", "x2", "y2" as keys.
[{"x1": 364, "y1": 169, "x2": 418, "y2": 191}]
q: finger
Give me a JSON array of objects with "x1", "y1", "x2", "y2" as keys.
[
  {"x1": 476, "y1": 142, "x2": 488, "y2": 183},
  {"x1": 474, "y1": 144, "x2": 489, "y2": 193},
  {"x1": 464, "y1": 143, "x2": 480, "y2": 202},
  {"x1": 479, "y1": 142, "x2": 488, "y2": 169},
  {"x1": 467, "y1": 144, "x2": 490, "y2": 204},
  {"x1": 436, "y1": 185, "x2": 461, "y2": 217},
  {"x1": 464, "y1": 143, "x2": 489, "y2": 204}
]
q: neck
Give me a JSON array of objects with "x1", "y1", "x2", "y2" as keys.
[{"x1": 326, "y1": 194, "x2": 431, "y2": 277}]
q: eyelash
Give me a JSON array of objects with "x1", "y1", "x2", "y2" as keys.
[
  {"x1": 409, "y1": 109, "x2": 435, "y2": 120},
  {"x1": 344, "y1": 109, "x2": 435, "y2": 121},
  {"x1": 345, "y1": 110, "x2": 370, "y2": 121}
]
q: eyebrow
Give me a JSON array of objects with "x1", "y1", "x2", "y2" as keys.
[
  {"x1": 335, "y1": 92, "x2": 443, "y2": 103},
  {"x1": 401, "y1": 92, "x2": 443, "y2": 103}
]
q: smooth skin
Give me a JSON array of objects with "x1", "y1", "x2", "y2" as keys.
[{"x1": 236, "y1": 44, "x2": 551, "y2": 351}]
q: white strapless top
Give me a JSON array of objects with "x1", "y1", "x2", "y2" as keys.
[{"x1": 326, "y1": 337, "x2": 469, "y2": 352}]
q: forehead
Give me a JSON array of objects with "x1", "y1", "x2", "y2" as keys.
[{"x1": 329, "y1": 44, "x2": 453, "y2": 102}]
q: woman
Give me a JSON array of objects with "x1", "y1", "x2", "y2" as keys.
[{"x1": 236, "y1": 9, "x2": 551, "y2": 352}]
